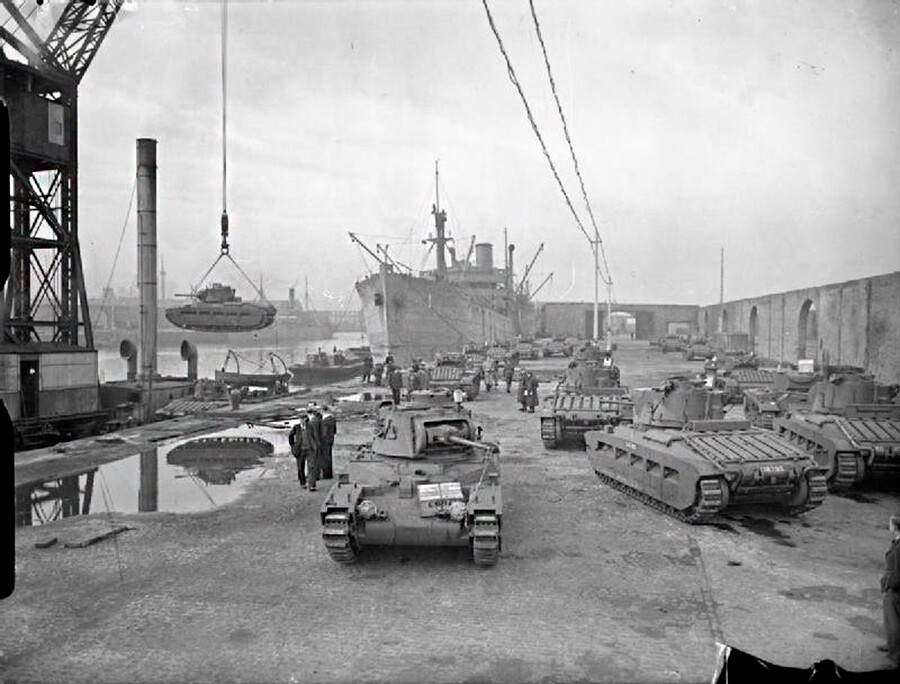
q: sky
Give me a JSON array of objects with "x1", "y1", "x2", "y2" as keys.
[{"x1": 31, "y1": 0, "x2": 900, "y2": 307}]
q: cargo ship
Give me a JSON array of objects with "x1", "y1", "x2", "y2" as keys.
[{"x1": 353, "y1": 164, "x2": 538, "y2": 365}]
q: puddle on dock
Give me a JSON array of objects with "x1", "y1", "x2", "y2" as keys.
[{"x1": 15, "y1": 431, "x2": 281, "y2": 528}]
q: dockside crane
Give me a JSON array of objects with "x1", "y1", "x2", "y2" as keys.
[{"x1": 1, "y1": 0, "x2": 124, "y2": 346}]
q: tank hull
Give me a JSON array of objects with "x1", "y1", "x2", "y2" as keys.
[
  {"x1": 321, "y1": 406, "x2": 502, "y2": 565},
  {"x1": 585, "y1": 422, "x2": 827, "y2": 522},
  {"x1": 165, "y1": 301, "x2": 276, "y2": 332},
  {"x1": 774, "y1": 410, "x2": 900, "y2": 490}
]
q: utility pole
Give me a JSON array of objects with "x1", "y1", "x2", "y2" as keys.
[{"x1": 719, "y1": 247, "x2": 724, "y2": 333}]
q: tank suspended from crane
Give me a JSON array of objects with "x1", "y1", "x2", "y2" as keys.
[{"x1": 164, "y1": 0, "x2": 276, "y2": 333}]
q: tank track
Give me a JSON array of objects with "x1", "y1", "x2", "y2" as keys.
[
  {"x1": 828, "y1": 452, "x2": 859, "y2": 492},
  {"x1": 593, "y1": 470, "x2": 724, "y2": 524},
  {"x1": 322, "y1": 512, "x2": 358, "y2": 564},
  {"x1": 802, "y1": 472, "x2": 828, "y2": 510},
  {"x1": 471, "y1": 514, "x2": 500, "y2": 566}
]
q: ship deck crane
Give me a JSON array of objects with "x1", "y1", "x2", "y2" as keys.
[{"x1": 517, "y1": 242, "x2": 544, "y2": 295}]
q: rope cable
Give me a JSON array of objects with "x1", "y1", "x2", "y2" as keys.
[
  {"x1": 528, "y1": 0, "x2": 612, "y2": 286},
  {"x1": 92, "y1": 177, "x2": 137, "y2": 330}
]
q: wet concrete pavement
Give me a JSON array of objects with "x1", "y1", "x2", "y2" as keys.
[{"x1": 3, "y1": 341, "x2": 897, "y2": 682}]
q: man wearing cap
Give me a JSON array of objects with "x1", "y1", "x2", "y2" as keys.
[{"x1": 880, "y1": 514, "x2": 900, "y2": 667}]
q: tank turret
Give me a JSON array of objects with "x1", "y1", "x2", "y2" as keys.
[
  {"x1": 321, "y1": 405, "x2": 502, "y2": 566},
  {"x1": 585, "y1": 378, "x2": 827, "y2": 522},
  {"x1": 631, "y1": 377, "x2": 723, "y2": 427}
]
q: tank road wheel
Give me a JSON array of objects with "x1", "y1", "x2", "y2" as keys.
[
  {"x1": 323, "y1": 512, "x2": 359, "y2": 564},
  {"x1": 471, "y1": 514, "x2": 500, "y2": 567},
  {"x1": 791, "y1": 471, "x2": 828, "y2": 512}
]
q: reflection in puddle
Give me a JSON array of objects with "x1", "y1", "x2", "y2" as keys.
[{"x1": 16, "y1": 436, "x2": 274, "y2": 527}]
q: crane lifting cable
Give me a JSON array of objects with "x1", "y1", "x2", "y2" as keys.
[{"x1": 165, "y1": 0, "x2": 276, "y2": 333}]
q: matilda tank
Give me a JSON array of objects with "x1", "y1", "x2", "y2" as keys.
[
  {"x1": 540, "y1": 350, "x2": 631, "y2": 448},
  {"x1": 585, "y1": 377, "x2": 827, "y2": 523},
  {"x1": 773, "y1": 371, "x2": 900, "y2": 491},
  {"x1": 320, "y1": 404, "x2": 502, "y2": 566}
]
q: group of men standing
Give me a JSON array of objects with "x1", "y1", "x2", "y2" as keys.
[{"x1": 288, "y1": 404, "x2": 337, "y2": 492}]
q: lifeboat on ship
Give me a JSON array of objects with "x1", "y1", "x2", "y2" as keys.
[{"x1": 165, "y1": 283, "x2": 276, "y2": 332}]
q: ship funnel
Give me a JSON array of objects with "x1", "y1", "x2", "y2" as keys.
[
  {"x1": 120, "y1": 339, "x2": 137, "y2": 381},
  {"x1": 136, "y1": 138, "x2": 158, "y2": 381},
  {"x1": 475, "y1": 243, "x2": 493, "y2": 270},
  {"x1": 180, "y1": 340, "x2": 198, "y2": 381}
]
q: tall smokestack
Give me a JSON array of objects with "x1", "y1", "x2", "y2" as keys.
[{"x1": 137, "y1": 138, "x2": 158, "y2": 381}]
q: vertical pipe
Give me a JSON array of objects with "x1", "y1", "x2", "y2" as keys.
[{"x1": 136, "y1": 139, "x2": 158, "y2": 385}]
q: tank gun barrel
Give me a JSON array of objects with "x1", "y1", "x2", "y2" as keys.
[{"x1": 445, "y1": 434, "x2": 499, "y2": 453}]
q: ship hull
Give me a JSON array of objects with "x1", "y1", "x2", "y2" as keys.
[{"x1": 356, "y1": 272, "x2": 532, "y2": 364}]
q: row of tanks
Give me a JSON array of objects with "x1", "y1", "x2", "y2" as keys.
[
  {"x1": 540, "y1": 344, "x2": 898, "y2": 522},
  {"x1": 315, "y1": 347, "x2": 897, "y2": 566}
]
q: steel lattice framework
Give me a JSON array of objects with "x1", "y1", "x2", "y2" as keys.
[{"x1": 1, "y1": 0, "x2": 122, "y2": 346}]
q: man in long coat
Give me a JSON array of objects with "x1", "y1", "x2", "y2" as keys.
[
  {"x1": 305, "y1": 408, "x2": 324, "y2": 491},
  {"x1": 289, "y1": 415, "x2": 312, "y2": 488},
  {"x1": 321, "y1": 407, "x2": 337, "y2": 480},
  {"x1": 525, "y1": 373, "x2": 540, "y2": 413},
  {"x1": 881, "y1": 514, "x2": 900, "y2": 666}
]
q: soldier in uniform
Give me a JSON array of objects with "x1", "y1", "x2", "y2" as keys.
[
  {"x1": 880, "y1": 514, "x2": 900, "y2": 667},
  {"x1": 518, "y1": 371, "x2": 529, "y2": 411},
  {"x1": 321, "y1": 406, "x2": 337, "y2": 480}
]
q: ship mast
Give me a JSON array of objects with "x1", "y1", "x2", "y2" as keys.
[{"x1": 429, "y1": 160, "x2": 449, "y2": 280}]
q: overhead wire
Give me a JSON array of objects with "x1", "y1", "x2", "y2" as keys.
[
  {"x1": 480, "y1": 0, "x2": 596, "y2": 264},
  {"x1": 528, "y1": 0, "x2": 612, "y2": 287}
]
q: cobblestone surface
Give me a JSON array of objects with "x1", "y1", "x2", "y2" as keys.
[{"x1": 3, "y1": 341, "x2": 897, "y2": 682}]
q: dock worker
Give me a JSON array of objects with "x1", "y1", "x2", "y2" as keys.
[
  {"x1": 305, "y1": 405, "x2": 324, "y2": 491},
  {"x1": 373, "y1": 362, "x2": 384, "y2": 386},
  {"x1": 525, "y1": 372, "x2": 540, "y2": 413},
  {"x1": 518, "y1": 371, "x2": 529, "y2": 411},
  {"x1": 388, "y1": 363, "x2": 403, "y2": 405},
  {"x1": 880, "y1": 514, "x2": 900, "y2": 666},
  {"x1": 504, "y1": 359, "x2": 515, "y2": 393},
  {"x1": 288, "y1": 415, "x2": 312, "y2": 488},
  {"x1": 321, "y1": 406, "x2": 337, "y2": 480},
  {"x1": 362, "y1": 354, "x2": 374, "y2": 384}
]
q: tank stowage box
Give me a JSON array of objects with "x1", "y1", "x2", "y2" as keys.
[
  {"x1": 321, "y1": 405, "x2": 502, "y2": 566},
  {"x1": 585, "y1": 378, "x2": 827, "y2": 523},
  {"x1": 773, "y1": 371, "x2": 900, "y2": 490}
]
